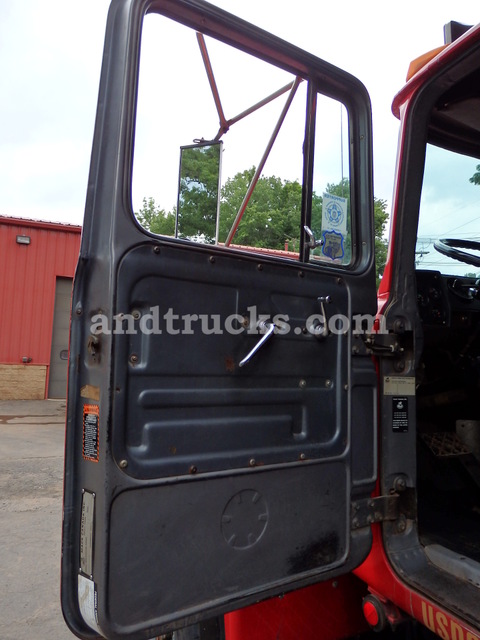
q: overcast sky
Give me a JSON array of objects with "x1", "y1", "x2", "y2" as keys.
[{"x1": 0, "y1": 0, "x2": 478, "y2": 226}]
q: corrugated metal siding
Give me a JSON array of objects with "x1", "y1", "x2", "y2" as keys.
[{"x1": 0, "y1": 218, "x2": 81, "y2": 366}]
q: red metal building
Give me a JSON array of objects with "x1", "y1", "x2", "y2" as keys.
[{"x1": 0, "y1": 216, "x2": 81, "y2": 400}]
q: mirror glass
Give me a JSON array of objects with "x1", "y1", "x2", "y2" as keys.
[{"x1": 176, "y1": 142, "x2": 222, "y2": 244}]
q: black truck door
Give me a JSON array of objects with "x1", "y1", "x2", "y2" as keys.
[{"x1": 61, "y1": 1, "x2": 378, "y2": 637}]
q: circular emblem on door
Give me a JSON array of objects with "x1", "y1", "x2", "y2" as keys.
[{"x1": 221, "y1": 489, "x2": 269, "y2": 549}]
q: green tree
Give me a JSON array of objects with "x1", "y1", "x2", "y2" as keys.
[
  {"x1": 177, "y1": 144, "x2": 221, "y2": 244},
  {"x1": 469, "y1": 165, "x2": 480, "y2": 185},
  {"x1": 373, "y1": 197, "x2": 389, "y2": 287},
  {"x1": 218, "y1": 168, "x2": 302, "y2": 250},
  {"x1": 137, "y1": 170, "x2": 389, "y2": 287},
  {"x1": 136, "y1": 197, "x2": 175, "y2": 236}
]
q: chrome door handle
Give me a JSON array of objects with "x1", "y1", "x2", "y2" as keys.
[
  {"x1": 314, "y1": 296, "x2": 331, "y2": 339},
  {"x1": 304, "y1": 225, "x2": 323, "y2": 249},
  {"x1": 239, "y1": 320, "x2": 276, "y2": 368}
]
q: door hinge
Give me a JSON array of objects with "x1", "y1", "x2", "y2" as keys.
[
  {"x1": 355, "y1": 332, "x2": 405, "y2": 357},
  {"x1": 352, "y1": 488, "x2": 415, "y2": 531}
]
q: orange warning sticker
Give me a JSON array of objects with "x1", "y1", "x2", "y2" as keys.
[{"x1": 83, "y1": 404, "x2": 99, "y2": 462}]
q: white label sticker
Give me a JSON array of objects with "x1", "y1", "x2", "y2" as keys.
[
  {"x1": 383, "y1": 376, "x2": 415, "y2": 396},
  {"x1": 78, "y1": 574, "x2": 101, "y2": 634},
  {"x1": 80, "y1": 491, "x2": 94, "y2": 577}
]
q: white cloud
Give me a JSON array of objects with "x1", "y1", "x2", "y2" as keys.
[{"x1": 0, "y1": 0, "x2": 478, "y2": 223}]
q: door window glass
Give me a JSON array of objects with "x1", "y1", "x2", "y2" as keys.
[{"x1": 133, "y1": 12, "x2": 352, "y2": 266}]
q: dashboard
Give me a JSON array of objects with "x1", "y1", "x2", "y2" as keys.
[{"x1": 416, "y1": 270, "x2": 480, "y2": 329}]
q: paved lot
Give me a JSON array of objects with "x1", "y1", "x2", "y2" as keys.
[{"x1": 0, "y1": 399, "x2": 77, "y2": 640}]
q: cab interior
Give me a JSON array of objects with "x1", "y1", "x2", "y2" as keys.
[
  {"x1": 416, "y1": 268, "x2": 480, "y2": 565},
  {"x1": 415, "y1": 55, "x2": 480, "y2": 565}
]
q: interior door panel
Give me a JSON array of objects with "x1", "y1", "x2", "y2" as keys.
[
  {"x1": 97, "y1": 240, "x2": 375, "y2": 632},
  {"x1": 113, "y1": 243, "x2": 349, "y2": 479},
  {"x1": 61, "y1": 0, "x2": 378, "y2": 637}
]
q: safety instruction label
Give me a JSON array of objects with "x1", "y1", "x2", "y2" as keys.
[
  {"x1": 83, "y1": 404, "x2": 99, "y2": 462},
  {"x1": 392, "y1": 397, "x2": 409, "y2": 433}
]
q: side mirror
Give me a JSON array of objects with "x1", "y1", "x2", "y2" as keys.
[{"x1": 176, "y1": 141, "x2": 223, "y2": 244}]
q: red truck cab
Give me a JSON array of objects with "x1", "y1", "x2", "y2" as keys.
[
  {"x1": 61, "y1": 3, "x2": 480, "y2": 639},
  {"x1": 354, "y1": 19, "x2": 480, "y2": 640}
]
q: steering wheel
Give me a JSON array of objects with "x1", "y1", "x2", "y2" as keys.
[{"x1": 434, "y1": 238, "x2": 480, "y2": 267}]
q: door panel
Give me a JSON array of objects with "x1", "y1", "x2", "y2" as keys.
[
  {"x1": 109, "y1": 463, "x2": 348, "y2": 628},
  {"x1": 61, "y1": 0, "x2": 378, "y2": 637},
  {"x1": 107, "y1": 243, "x2": 364, "y2": 631},
  {"x1": 113, "y1": 243, "x2": 348, "y2": 479}
]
